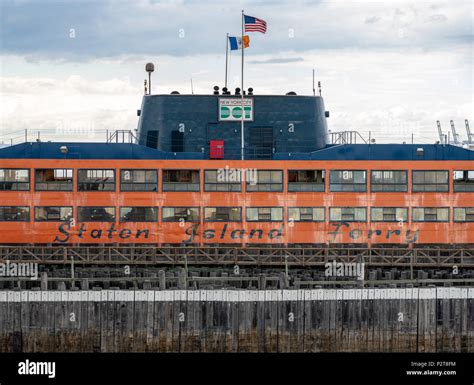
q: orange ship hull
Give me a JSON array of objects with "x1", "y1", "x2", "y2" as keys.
[{"x1": 0, "y1": 159, "x2": 472, "y2": 245}]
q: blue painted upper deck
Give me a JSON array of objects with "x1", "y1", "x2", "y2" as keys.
[{"x1": 0, "y1": 141, "x2": 472, "y2": 161}]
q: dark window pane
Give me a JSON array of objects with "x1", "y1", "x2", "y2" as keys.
[
  {"x1": 412, "y1": 171, "x2": 449, "y2": 192},
  {"x1": 163, "y1": 170, "x2": 200, "y2": 192},
  {"x1": 78, "y1": 207, "x2": 115, "y2": 222},
  {"x1": 0, "y1": 169, "x2": 30, "y2": 191},
  {"x1": 246, "y1": 170, "x2": 283, "y2": 192},
  {"x1": 288, "y1": 207, "x2": 325, "y2": 222},
  {"x1": 171, "y1": 130, "x2": 184, "y2": 152},
  {"x1": 453, "y1": 170, "x2": 474, "y2": 192},
  {"x1": 330, "y1": 170, "x2": 367, "y2": 192},
  {"x1": 162, "y1": 207, "x2": 200, "y2": 222},
  {"x1": 412, "y1": 207, "x2": 449, "y2": 222},
  {"x1": 204, "y1": 170, "x2": 242, "y2": 192},
  {"x1": 0, "y1": 206, "x2": 30, "y2": 221},
  {"x1": 249, "y1": 127, "x2": 273, "y2": 160},
  {"x1": 120, "y1": 170, "x2": 158, "y2": 192},
  {"x1": 120, "y1": 207, "x2": 158, "y2": 222},
  {"x1": 246, "y1": 207, "x2": 283, "y2": 221},
  {"x1": 330, "y1": 207, "x2": 366, "y2": 222},
  {"x1": 35, "y1": 169, "x2": 73, "y2": 191},
  {"x1": 78, "y1": 169, "x2": 115, "y2": 191},
  {"x1": 35, "y1": 207, "x2": 72, "y2": 221},
  {"x1": 370, "y1": 170, "x2": 407, "y2": 192},
  {"x1": 371, "y1": 207, "x2": 407, "y2": 222},
  {"x1": 288, "y1": 170, "x2": 325, "y2": 192},
  {"x1": 146, "y1": 130, "x2": 159, "y2": 149},
  {"x1": 204, "y1": 207, "x2": 241, "y2": 222}
]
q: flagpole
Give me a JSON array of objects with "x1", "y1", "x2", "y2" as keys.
[
  {"x1": 241, "y1": 10, "x2": 245, "y2": 160},
  {"x1": 225, "y1": 33, "x2": 229, "y2": 89}
]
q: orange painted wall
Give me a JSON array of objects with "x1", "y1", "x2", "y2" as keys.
[{"x1": 0, "y1": 159, "x2": 472, "y2": 245}]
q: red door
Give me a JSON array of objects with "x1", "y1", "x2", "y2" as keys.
[{"x1": 210, "y1": 140, "x2": 224, "y2": 159}]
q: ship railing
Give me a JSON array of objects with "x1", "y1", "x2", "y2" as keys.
[
  {"x1": 106, "y1": 130, "x2": 138, "y2": 143},
  {"x1": 0, "y1": 245, "x2": 473, "y2": 267},
  {"x1": 329, "y1": 130, "x2": 367, "y2": 144}
]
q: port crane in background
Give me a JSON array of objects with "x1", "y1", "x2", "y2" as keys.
[{"x1": 437, "y1": 119, "x2": 473, "y2": 150}]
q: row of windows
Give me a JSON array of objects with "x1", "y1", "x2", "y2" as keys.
[
  {"x1": 1, "y1": 206, "x2": 473, "y2": 223},
  {"x1": 1, "y1": 169, "x2": 473, "y2": 192}
]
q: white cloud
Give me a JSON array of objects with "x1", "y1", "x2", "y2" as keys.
[
  {"x1": 0, "y1": 0, "x2": 472, "y2": 145},
  {"x1": 0, "y1": 74, "x2": 140, "y2": 143}
]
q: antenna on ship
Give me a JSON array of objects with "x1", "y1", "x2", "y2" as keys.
[
  {"x1": 190, "y1": 78, "x2": 194, "y2": 94},
  {"x1": 312, "y1": 69, "x2": 315, "y2": 96},
  {"x1": 145, "y1": 62, "x2": 155, "y2": 95}
]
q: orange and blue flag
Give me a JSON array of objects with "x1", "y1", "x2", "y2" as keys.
[{"x1": 229, "y1": 35, "x2": 250, "y2": 50}]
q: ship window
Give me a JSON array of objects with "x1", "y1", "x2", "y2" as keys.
[
  {"x1": 412, "y1": 171, "x2": 448, "y2": 192},
  {"x1": 78, "y1": 169, "x2": 115, "y2": 191},
  {"x1": 370, "y1": 170, "x2": 407, "y2": 192},
  {"x1": 0, "y1": 206, "x2": 29, "y2": 222},
  {"x1": 34, "y1": 206, "x2": 73, "y2": 222},
  {"x1": 171, "y1": 130, "x2": 184, "y2": 152},
  {"x1": 120, "y1": 169, "x2": 158, "y2": 192},
  {"x1": 246, "y1": 207, "x2": 283, "y2": 222},
  {"x1": 162, "y1": 207, "x2": 200, "y2": 222},
  {"x1": 119, "y1": 207, "x2": 158, "y2": 222},
  {"x1": 329, "y1": 170, "x2": 367, "y2": 192},
  {"x1": 329, "y1": 207, "x2": 367, "y2": 222},
  {"x1": 249, "y1": 127, "x2": 273, "y2": 159},
  {"x1": 412, "y1": 207, "x2": 449, "y2": 222},
  {"x1": 35, "y1": 169, "x2": 73, "y2": 191},
  {"x1": 371, "y1": 207, "x2": 408, "y2": 222},
  {"x1": 453, "y1": 170, "x2": 474, "y2": 192},
  {"x1": 288, "y1": 207, "x2": 325, "y2": 222},
  {"x1": 146, "y1": 130, "x2": 159, "y2": 149},
  {"x1": 162, "y1": 170, "x2": 200, "y2": 192},
  {"x1": 454, "y1": 207, "x2": 474, "y2": 222},
  {"x1": 0, "y1": 169, "x2": 30, "y2": 191},
  {"x1": 246, "y1": 170, "x2": 283, "y2": 192},
  {"x1": 204, "y1": 207, "x2": 242, "y2": 222},
  {"x1": 288, "y1": 170, "x2": 325, "y2": 192},
  {"x1": 204, "y1": 169, "x2": 242, "y2": 192},
  {"x1": 78, "y1": 207, "x2": 115, "y2": 222}
]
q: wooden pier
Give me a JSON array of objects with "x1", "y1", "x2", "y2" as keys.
[{"x1": 1, "y1": 288, "x2": 473, "y2": 353}]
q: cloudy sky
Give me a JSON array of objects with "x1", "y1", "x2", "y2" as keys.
[{"x1": 0, "y1": 0, "x2": 472, "y2": 144}]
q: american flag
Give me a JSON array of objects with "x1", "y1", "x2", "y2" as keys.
[{"x1": 244, "y1": 15, "x2": 267, "y2": 34}]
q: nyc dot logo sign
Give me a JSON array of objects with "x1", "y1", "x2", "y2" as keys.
[{"x1": 219, "y1": 98, "x2": 253, "y2": 122}]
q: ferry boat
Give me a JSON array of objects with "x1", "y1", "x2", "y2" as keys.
[{"x1": 0, "y1": 65, "x2": 473, "y2": 249}]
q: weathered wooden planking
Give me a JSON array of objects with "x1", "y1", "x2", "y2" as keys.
[
  {"x1": 0, "y1": 288, "x2": 473, "y2": 353},
  {"x1": 87, "y1": 292, "x2": 101, "y2": 352},
  {"x1": 302, "y1": 294, "x2": 312, "y2": 353},
  {"x1": 133, "y1": 292, "x2": 148, "y2": 352},
  {"x1": 406, "y1": 289, "x2": 416, "y2": 353},
  {"x1": 153, "y1": 298, "x2": 164, "y2": 352},
  {"x1": 171, "y1": 294, "x2": 181, "y2": 352},
  {"x1": 360, "y1": 291, "x2": 369, "y2": 352},
  {"x1": 231, "y1": 300, "x2": 239, "y2": 352}
]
